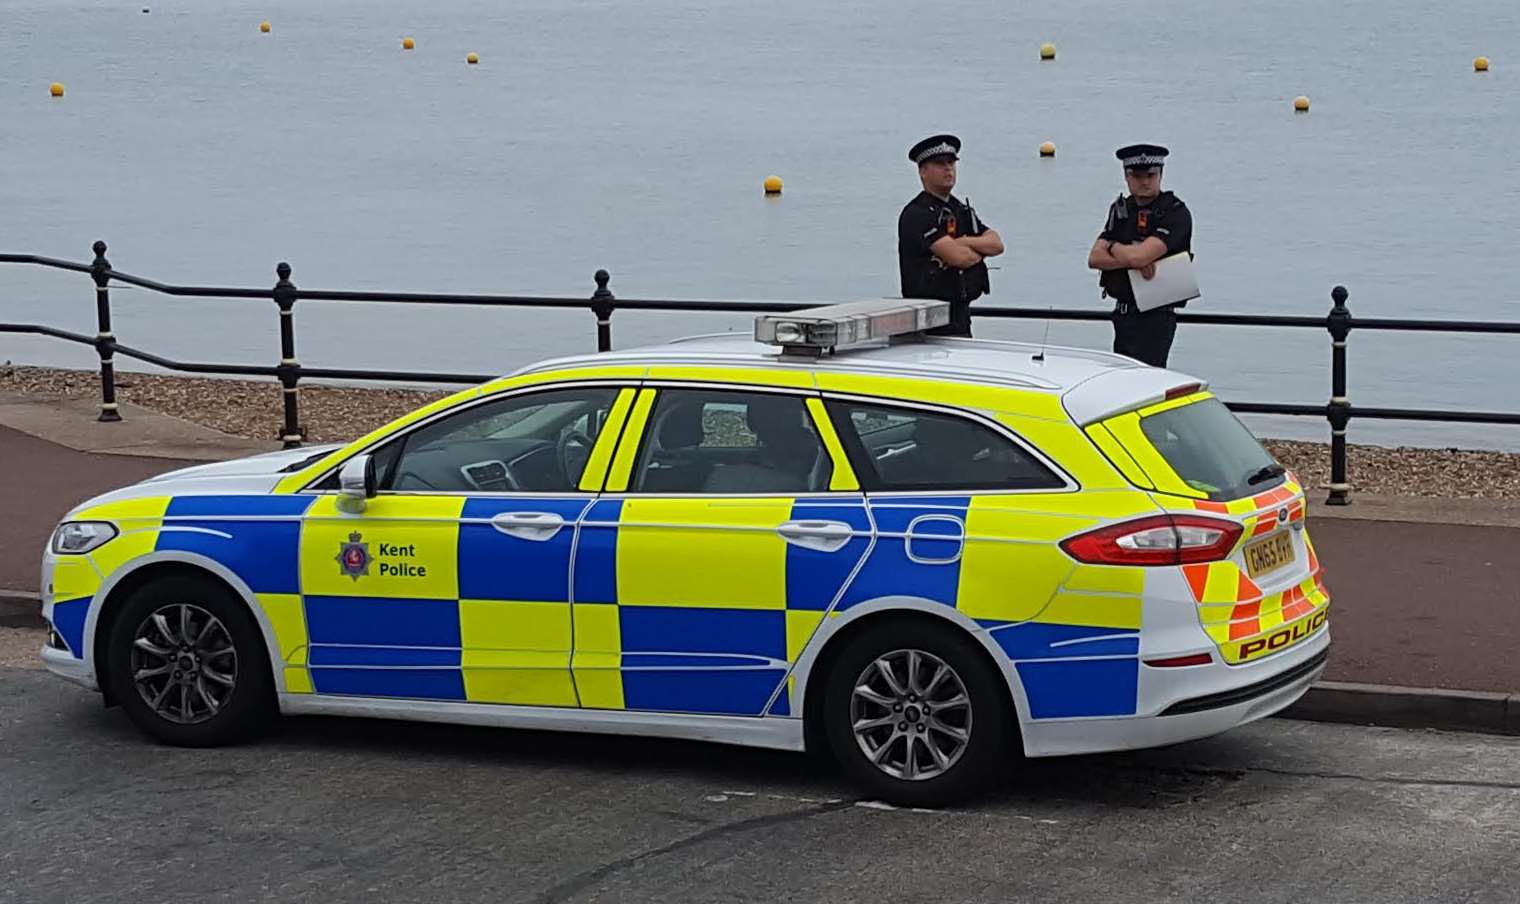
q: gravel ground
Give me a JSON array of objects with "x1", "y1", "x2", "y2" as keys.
[
  {"x1": 5, "y1": 364, "x2": 1519, "y2": 499},
  {"x1": 0, "y1": 627, "x2": 41, "y2": 669}
]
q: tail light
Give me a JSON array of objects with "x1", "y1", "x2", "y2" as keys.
[{"x1": 1060, "y1": 515, "x2": 1243, "y2": 566}]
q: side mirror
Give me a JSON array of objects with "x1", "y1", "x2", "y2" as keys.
[{"x1": 338, "y1": 454, "x2": 377, "y2": 511}]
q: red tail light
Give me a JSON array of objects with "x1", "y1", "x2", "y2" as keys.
[
  {"x1": 1145, "y1": 652, "x2": 1214, "y2": 668},
  {"x1": 1060, "y1": 515, "x2": 1243, "y2": 566}
]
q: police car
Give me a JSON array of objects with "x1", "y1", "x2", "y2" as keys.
[{"x1": 40, "y1": 299, "x2": 1329, "y2": 806}]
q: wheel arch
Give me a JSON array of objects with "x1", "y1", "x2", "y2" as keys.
[
  {"x1": 88, "y1": 552, "x2": 283, "y2": 706},
  {"x1": 793, "y1": 598, "x2": 1030, "y2": 757}
]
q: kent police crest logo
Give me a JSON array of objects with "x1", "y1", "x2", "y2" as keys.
[{"x1": 336, "y1": 531, "x2": 370, "y2": 580}]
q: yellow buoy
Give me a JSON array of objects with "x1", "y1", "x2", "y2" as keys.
[
  {"x1": 402, "y1": 37, "x2": 415, "y2": 50},
  {"x1": 1039, "y1": 42, "x2": 1056, "y2": 61},
  {"x1": 1039, "y1": 141, "x2": 1056, "y2": 157},
  {"x1": 50, "y1": 82, "x2": 65, "y2": 98},
  {"x1": 1293, "y1": 95, "x2": 1310, "y2": 112},
  {"x1": 763, "y1": 175, "x2": 783, "y2": 195},
  {"x1": 1474, "y1": 56, "x2": 1490, "y2": 72},
  {"x1": 466, "y1": 52, "x2": 479, "y2": 64},
  {"x1": 259, "y1": 21, "x2": 270, "y2": 33}
]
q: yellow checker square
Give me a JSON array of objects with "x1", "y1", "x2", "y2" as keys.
[
  {"x1": 74, "y1": 495, "x2": 172, "y2": 523},
  {"x1": 90, "y1": 526, "x2": 164, "y2": 579},
  {"x1": 957, "y1": 540, "x2": 1073, "y2": 622},
  {"x1": 283, "y1": 666, "x2": 314, "y2": 694},
  {"x1": 616, "y1": 498, "x2": 790, "y2": 610},
  {"x1": 256, "y1": 593, "x2": 308, "y2": 662},
  {"x1": 459, "y1": 600, "x2": 570, "y2": 652},
  {"x1": 300, "y1": 495, "x2": 464, "y2": 599},
  {"x1": 571, "y1": 603, "x2": 625, "y2": 709},
  {"x1": 966, "y1": 497, "x2": 1103, "y2": 544},
  {"x1": 1061, "y1": 563, "x2": 1145, "y2": 595},
  {"x1": 786, "y1": 609, "x2": 825, "y2": 662},
  {"x1": 463, "y1": 651, "x2": 577, "y2": 707},
  {"x1": 49, "y1": 557, "x2": 101, "y2": 601},
  {"x1": 1035, "y1": 591, "x2": 1143, "y2": 630}
]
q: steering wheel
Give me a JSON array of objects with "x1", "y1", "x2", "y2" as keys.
[{"x1": 558, "y1": 430, "x2": 594, "y2": 483}]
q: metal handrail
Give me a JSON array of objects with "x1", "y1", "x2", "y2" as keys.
[{"x1": 5, "y1": 240, "x2": 1520, "y2": 504}]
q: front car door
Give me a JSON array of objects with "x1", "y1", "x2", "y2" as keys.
[
  {"x1": 571, "y1": 385, "x2": 869, "y2": 717},
  {"x1": 294, "y1": 383, "x2": 634, "y2": 705}
]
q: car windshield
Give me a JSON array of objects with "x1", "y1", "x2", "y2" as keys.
[{"x1": 1138, "y1": 397, "x2": 1281, "y2": 501}]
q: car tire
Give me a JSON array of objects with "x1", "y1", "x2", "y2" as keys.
[
  {"x1": 105, "y1": 574, "x2": 276, "y2": 747},
  {"x1": 822, "y1": 618, "x2": 1014, "y2": 808}
]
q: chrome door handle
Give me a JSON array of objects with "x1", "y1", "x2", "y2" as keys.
[
  {"x1": 491, "y1": 511, "x2": 565, "y2": 541},
  {"x1": 777, "y1": 520, "x2": 855, "y2": 553}
]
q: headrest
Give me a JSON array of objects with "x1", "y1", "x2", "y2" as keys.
[{"x1": 656, "y1": 401, "x2": 705, "y2": 449}]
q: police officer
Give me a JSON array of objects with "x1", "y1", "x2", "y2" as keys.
[
  {"x1": 1087, "y1": 143, "x2": 1193, "y2": 367},
  {"x1": 898, "y1": 134, "x2": 1004, "y2": 337}
]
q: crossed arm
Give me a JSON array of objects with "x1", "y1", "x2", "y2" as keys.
[
  {"x1": 1088, "y1": 235, "x2": 1169, "y2": 276},
  {"x1": 930, "y1": 230, "x2": 1005, "y2": 269}
]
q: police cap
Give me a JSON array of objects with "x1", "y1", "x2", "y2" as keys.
[
  {"x1": 909, "y1": 133, "x2": 961, "y2": 165},
  {"x1": 1116, "y1": 143, "x2": 1169, "y2": 170}
]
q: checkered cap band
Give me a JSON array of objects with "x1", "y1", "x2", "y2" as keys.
[
  {"x1": 1122, "y1": 153, "x2": 1167, "y2": 168},
  {"x1": 914, "y1": 142, "x2": 959, "y2": 164}
]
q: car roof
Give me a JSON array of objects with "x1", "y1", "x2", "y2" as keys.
[{"x1": 513, "y1": 332, "x2": 1205, "y2": 424}]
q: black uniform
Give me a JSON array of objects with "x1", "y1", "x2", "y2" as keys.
[
  {"x1": 897, "y1": 191, "x2": 992, "y2": 337},
  {"x1": 1099, "y1": 190, "x2": 1193, "y2": 367}
]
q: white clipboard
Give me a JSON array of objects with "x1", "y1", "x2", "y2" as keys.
[{"x1": 1128, "y1": 252, "x2": 1200, "y2": 312}]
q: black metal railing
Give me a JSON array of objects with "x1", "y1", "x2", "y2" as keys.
[{"x1": 5, "y1": 240, "x2": 1520, "y2": 505}]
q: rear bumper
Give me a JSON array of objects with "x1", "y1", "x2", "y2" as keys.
[{"x1": 1021, "y1": 628, "x2": 1328, "y2": 757}]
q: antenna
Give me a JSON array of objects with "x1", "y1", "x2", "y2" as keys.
[{"x1": 1032, "y1": 306, "x2": 1053, "y2": 362}]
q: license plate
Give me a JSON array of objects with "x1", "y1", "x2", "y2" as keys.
[{"x1": 1243, "y1": 531, "x2": 1295, "y2": 579}]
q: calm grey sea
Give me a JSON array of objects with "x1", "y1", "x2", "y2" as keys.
[{"x1": 3, "y1": 0, "x2": 1519, "y2": 448}]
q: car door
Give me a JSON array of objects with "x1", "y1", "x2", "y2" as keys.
[
  {"x1": 570, "y1": 385, "x2": 869, "y2": 717},
  {"x1": 296, "y1": 384, "x2": 634, "y2": 705},
  {"x1": 825, "y1": 396, "x2": 1147, "y2": 719}
]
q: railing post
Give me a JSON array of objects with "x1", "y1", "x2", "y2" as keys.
[
  {"x1": 89, "y1": 240, "x2": 122, "y2": 422},
  {"x1": 1325, "y1": 285, "x2": 1352, "y2": 506},
  {"x1": 590, "y1": 269, "x2": 615, "y2": 352},
  {"x1": 272, "y1": 262, "x2": 304, "y2": 448}
]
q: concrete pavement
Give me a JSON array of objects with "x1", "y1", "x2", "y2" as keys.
[{"x1": 2, "y1": 661, "x2": 1518, "y2": 904}]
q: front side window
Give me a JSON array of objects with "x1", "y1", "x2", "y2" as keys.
[
  {"x1": 364, "y1": 386, "x2": 621, "y2": 493},
  {"x1": 630, "y1": 389, "x2": 832, "y2": 494},
  {"x1": 826, "y1": 399, "x2": 1066, "y2": 492}
]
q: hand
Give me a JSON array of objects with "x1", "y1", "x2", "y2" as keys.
[{"x1": 1140, "y1": 263, "x2": 1156, "y2": 280}]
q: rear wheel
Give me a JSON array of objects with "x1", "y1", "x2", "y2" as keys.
[
  {"x1": 105, "y1": 575, "x2": 275, "y2": 746},
  {"x1": 822, "y1": 619, "x2": 1014, "y2": 807}
]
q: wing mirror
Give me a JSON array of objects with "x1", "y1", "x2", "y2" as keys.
[{"x1": 337, "y1": 454, "x2": 377, "y2": 512}]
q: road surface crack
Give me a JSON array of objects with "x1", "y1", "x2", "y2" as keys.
[{"x1": 536, "y1": 799, "x2": 857, "y2": 903}]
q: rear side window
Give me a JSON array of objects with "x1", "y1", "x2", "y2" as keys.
[
  {"x1": 826, "y1": 399, "x2": 1066, "y2": 492},
  {"x1": 1138, "y1": 397, "x2": 1280, "y2": 500}
]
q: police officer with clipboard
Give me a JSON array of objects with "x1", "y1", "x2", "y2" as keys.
[
  {"x1": 898, "y1": 134, "x2": 1004, "y2": 337},
  {"x1": 1087, "y1": 143, "x2": 1193, "y2": 367}
]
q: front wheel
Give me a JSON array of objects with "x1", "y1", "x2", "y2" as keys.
[
  {"x1": 822, "y1": 619, "x2": 1014, "y2": 807},
  {"x1": 105, "y1": 574, "x2": 275, "y2": 747}
]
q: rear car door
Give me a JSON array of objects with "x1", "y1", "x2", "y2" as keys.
[
  {"x1": 825, "y1": 396, "x2": 1156, "y2": 719},
  {"x1": 571, "y1": 385, "x2": 869, "y2": 716},
  {"x1": 296, "y1": 384, "x2": 633, "y2": 704}
]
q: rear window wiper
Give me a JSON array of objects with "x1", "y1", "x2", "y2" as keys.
[{"x1": 1245, "y1": 463, "x2": 1287, "y2": 486}]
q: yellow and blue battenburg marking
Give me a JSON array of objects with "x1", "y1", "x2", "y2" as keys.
[{"x1": 53, "y1": 484, "x2": 1148, "y2": 723}]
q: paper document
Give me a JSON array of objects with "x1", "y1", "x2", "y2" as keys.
[{"x1": 1128, "y1": 252, "x2": 1200, "y2": 312}]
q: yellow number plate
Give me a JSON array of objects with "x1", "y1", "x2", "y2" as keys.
[{"x1": 1243, "y1": 531, "x2": 1295, "y2": 579}]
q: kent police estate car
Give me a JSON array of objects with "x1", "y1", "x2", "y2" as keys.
[{"x1": 40, "y1": 300, "x2": 1329, "y2": 806}]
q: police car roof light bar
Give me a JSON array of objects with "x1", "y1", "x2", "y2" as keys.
[{"x1": 755, "y1": 299, "x2": 951, "y2": 352}]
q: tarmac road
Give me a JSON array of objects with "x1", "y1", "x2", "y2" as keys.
[{"x1": 3, "y1": 644, "x2": 1519, "y2": 904}]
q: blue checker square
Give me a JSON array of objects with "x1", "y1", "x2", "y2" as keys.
[{"x1": 457, "y1": 497, "x2": 587, "y2": 602}]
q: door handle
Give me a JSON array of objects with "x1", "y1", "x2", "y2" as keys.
[
  {"x1": 491, "y1": 511, "x2": 565, "y2": 541},
  {"x1": 777, "y1": 520, "x2": 855, "y2": 553}
]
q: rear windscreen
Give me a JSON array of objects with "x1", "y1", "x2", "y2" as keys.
[{"x1": 1139, "y1": 398, "x2": 1281, "y2": 500}]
